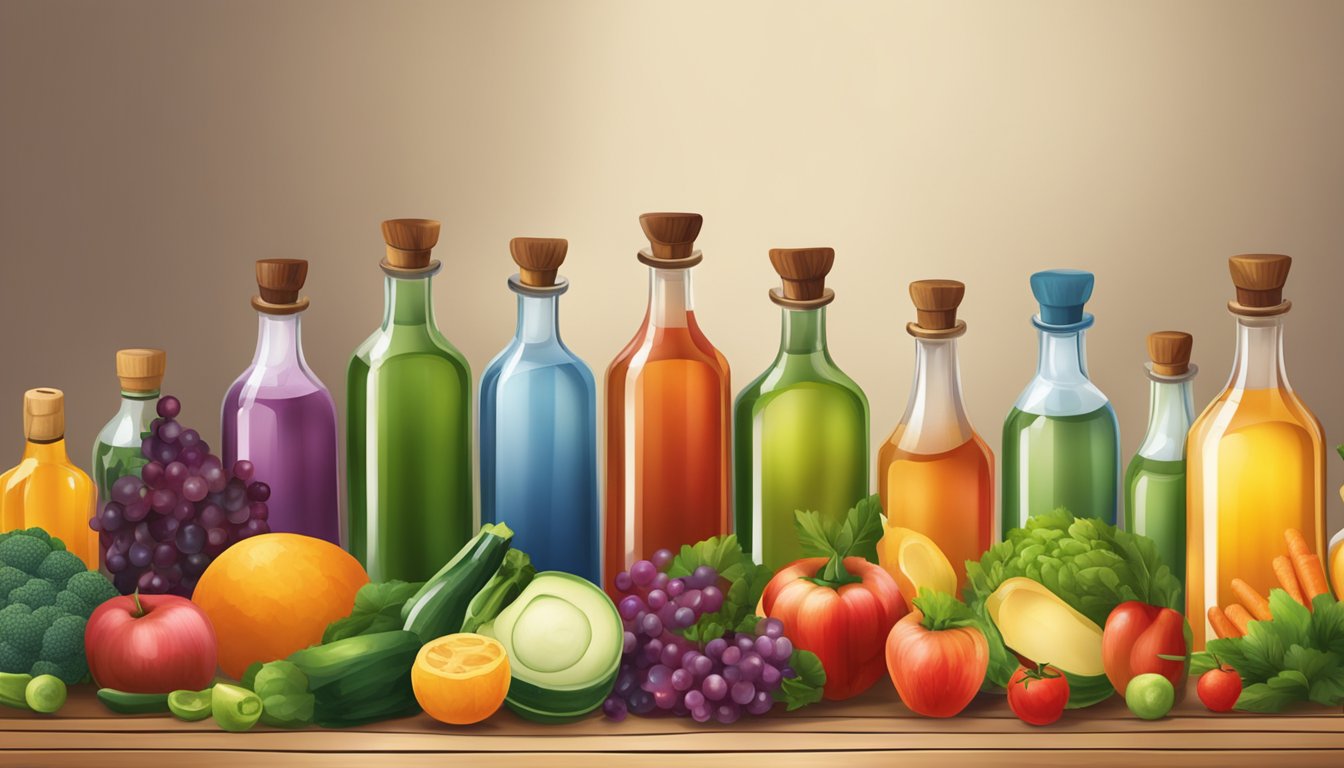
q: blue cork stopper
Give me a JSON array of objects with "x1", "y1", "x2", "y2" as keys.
[{"x1": 1030, "y1": 269, "x2": 1095, "y2": 330}]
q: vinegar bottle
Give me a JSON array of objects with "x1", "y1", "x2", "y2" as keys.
[
  {"x1": 92, "y1": 348, "x2": 164, "y2": 507},
  {"x1": 0, "y1": 389, "x2": 98, "y2": 568},
  {"x1": 480, "y1": 237, "x2": 599, "y2": 583},
  {"x1": 348, "y1": 219, "x2": 473, "y2": 581},
  {"x1": 734, "y1": 248, "x2": 869, "y2": 571},
  {"x1": 1187, "y1": 254, "x2": 1325, "y2": 648},
  {"x1": 1125, "y1": 331, "x2": 1197, "y2": 607},
  {"x1": 879, "y1": 280, "x2": 993, "y2": 589},
  {"x1": 222, "y1": 259, "x2": 340, "y2": 545},
  {"x1": 604, "y1": 213, "x2": 731, "y2": 591},
  {"x1": 1001, "y1": 269, "x2": 1120, "y2": 534}
]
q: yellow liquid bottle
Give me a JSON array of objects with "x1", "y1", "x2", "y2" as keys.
[
  {"x1": 0, "y1": 388, "x2": 98, "y2": 569},
  {"x1": 1187, "y1": 255, "x2": 1325, "y2": 648}
]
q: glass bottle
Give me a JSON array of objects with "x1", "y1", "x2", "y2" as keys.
[
  {"x1": 1187, "y1": 254, "x2": 1325, "y2": 648},
  {"x1": 221, "y1": 259, "x2": 340, "y2": 545},
  {"x1": 604, "y1": 213, "x2": 731, "y2": 591},
  {"x1": 480, "y1": 237, "x2": 599, "y2": 583},
  {"x1": 1125, "y1": 331, "x2": 1197, "y2": 607},
  {"x1": 1001, "y1": 269, "x2": 1120, "y2": 534},
  {"x1": 348, "y1": 219, "x2": 473, "y2": 582},
  {"x1": 1, "y1": 388, "x2": 98, "y2": 568},
  {"x1": 734, "y1": 247, "x2": 869, "y2": 571},
  {"x1": 92, "y1": 348, "x2": 164, "y2": 509},
  {"x1": 879, "y1": 280, "x2": 993, "y2": 589}
]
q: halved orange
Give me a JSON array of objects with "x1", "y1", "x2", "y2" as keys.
[{"x1": 412, "y1": 633, "x2": 511, "y2": 725}]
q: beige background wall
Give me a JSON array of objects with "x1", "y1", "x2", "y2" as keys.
[{"x1": 2, "y1": 0, "x2": 1341, "y2": 535}]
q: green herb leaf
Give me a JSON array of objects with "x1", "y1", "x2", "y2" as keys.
[
  {"x1": 794, "y1": 495, "x2": 883, "y2": 589},
  {"x1": 1190, "y1": 652, "x2": 1219, "y2": 675},
  {"x1": 322, "y1": 580, "x2": 424, "y2": 643},
  {"x1": 793, "y1": 511, "x2": 833, "y2": 558},
  {"x1": 843, "y1": 495, "x2": 884, "y2": 562},
  {"x1": 668, "y1": 535, "x2": 770, "y2": 646},
  {"x1": 1310, "y1": 593, "x2": 1344, "y2": 655},
  {"x1": 913, "y1": 588, "x2": 980, "y2": 632},
  {"x1": 775, "y1": 649, "x2": 826, "y2": 711}
]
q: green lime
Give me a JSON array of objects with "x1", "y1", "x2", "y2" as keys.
[{"x1": 1125, "y1": 673, "x2": 1175, "y2": 720}]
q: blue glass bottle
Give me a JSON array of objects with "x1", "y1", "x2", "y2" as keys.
[{"x1": 479, "y1": 237, "x2": 600, "y2": 583}]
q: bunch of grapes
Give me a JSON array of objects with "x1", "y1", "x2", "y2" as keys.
[
  {"x1": 602, "y1": 550, "x2": 797, "y2": 724},
  {"x1": 88, "y1": 395, "x2": 271, "y2": 597}
]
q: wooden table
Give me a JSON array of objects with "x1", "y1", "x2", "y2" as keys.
[{"x1": 2, "y1": 682, "x2": 1341, "y2": 767}]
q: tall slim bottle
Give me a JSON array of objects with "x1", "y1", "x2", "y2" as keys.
[
  {"x1": 480, "y1": 237, "x2": 599, "y2": 583},
  {"x1": 734, "y1": 248, "x2": 869, "y2": 571},
  {"x1": 605, "y1": 213, "x2": 730, "y2": 590},
  {"x1": 1188, "y1": 255, "x2": 1324, "y2": 648},
  {"x1": 348, "y1": 219, "x2": 473, "y2": 581},
  {"x1": 221, "y1": 259, "x2": 340, "y2": 545},
  {"x1": 1125, "y1": 332, "x2": 1197, "y2": 607},
  {"x1": 0, "y1": 389, "x2": 98, "y2": 568},
  {"x1": 1002, "y1": 269, "x2": 1120, "y2": 533},
  {"x1": 879, "y1": 280, "x2": 993, "y2": 589},
  {"x1": 92, "y1": 349, "x2": 164, "y2": 507}
]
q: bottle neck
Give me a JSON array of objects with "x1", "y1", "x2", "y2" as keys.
[
  {"x1": 23, "y1": 437, "x2": 70, "y2": 463},
  {"x1": 515, "y1": 292, "x2": 559, "y2": 344},
  {"x1": 251, "y1": 312, "x2": 306, "y2": 370},
  {"x1": 116, "y1": 389, "x2": 159, "y2": 427},
  {"x1": 382, "y1": 273, "x2": 436, "y2": 329},
  {"x1": 898, "y1": 337, "x2": 973, "y2": 451},
  {"x1": 779, "y1": 307, "x2": 826, "y2": 355},
  {"x1": 1036, "y1": 329, "x2": 1090, "y2": 382},
  {"x1": 1138, "y1": 375, "x2": 1196, "y2": 461},
  {"x1": 646, "y1": 267, "x2": 694, "y2": 328},
  {"x1": 1228, "y1": 314, "x2": 1288, "y2": 391}
]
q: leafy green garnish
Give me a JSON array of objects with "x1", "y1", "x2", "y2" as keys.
[
  {"x1": 322, "y1": 580, "x2": 424, "y2": 643},
  {"x1": 775, "y1": 649, "x2": 826, "y2": 711},
  {"x1": 913, "y1": 589, "x2": 981, "y2": 632},
  {"x1": 795, "y1": 494, "x2": 884, "y2": 587},
  {"x1": 667, "y1": 535, "x2": 771, "y2": 645}
]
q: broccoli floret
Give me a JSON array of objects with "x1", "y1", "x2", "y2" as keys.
[
  {"x1": 54, "y1": 590, "x2": 87, "y2": 616},
  {"x1": 9, "y1": 580, "x2": 58, "y2": 608},
  {"x1": 37, "y1": 550, "x2": 85, "y2": 588},
  {"x1": 0, "y1": 641, "x2": 35, "y2": 673},
  {"x1": 31, "y1": 605, "x2": 63, "y2": 626},
  {"x1": 65, "y1": 570, "x2": 117, "y2": 607},
  {"x1": 0, "y1": 566, "x2": 27, "y2": 604},
  {"x1": 0, "y1": 532, "x2": 50, "y2": 574},
  {"x1": 0, "y1": 604, "x2": 45, "y2": 653},
  {"x1": 37, "y1": 615, "x2": 88, "y2": 684},
  {"x1": 30, "y1": 658, "x2": 86, "y2": 686}
]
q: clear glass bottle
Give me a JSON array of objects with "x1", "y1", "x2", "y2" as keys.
[
  {"x1": 480, "y1": 237, "x2": 599, "y2": 583},
  {"x1": 1001, "y1": 269, "x2": 1120, "y2": 534},
  {"x1": 222, "y1": 259, "x2": 340, "y2": 545},
  {"x1": 734, "y1": 248, "x2": 868, "y2": 571},
  {"x1": 348, "y1": 219, "x2": 473, "y2": 582},
  {"x1": 1125, "y1": 331, "x2": 1197, "y2": 608},
  {"x1": 1188, "y1": 255, "x2": 1325, "y2": 648},
  {"x1": 92, "y1": 349, "x2": 164, "y2": 510},
  {"x1": 605, "y1": 213, "x2": 731, "y2": 591},
  {"x1": 1, "y1": 388, "x2": 98, "y2": 568},
  {"x1": 879, "y1": 280, "x2": 993, "y2": 590}
]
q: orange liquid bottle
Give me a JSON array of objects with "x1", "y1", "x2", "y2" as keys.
[
  {"x1": 879, "y1": 281, "x2": 993, "y2": 590},
  {"x1": 1187, "y1": 255, "x2": 1326, "y2": 648},
  {"x1": 604, "y1": 213, "x2": 731, "y2": 591}
]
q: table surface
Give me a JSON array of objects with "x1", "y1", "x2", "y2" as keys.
[{"x1": 2, "y1": 681, "x2": 1341, "y2": 768}]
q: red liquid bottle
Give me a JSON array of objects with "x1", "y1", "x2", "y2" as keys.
[{"x1": 604, "y1": 213, "x2": 731, "y2": 592}]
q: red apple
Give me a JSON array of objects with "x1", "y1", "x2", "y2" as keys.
[{"x1": 85, "y1": 592, "x2": 217, "y2": 693}]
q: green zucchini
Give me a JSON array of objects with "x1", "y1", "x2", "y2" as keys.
[
  {"x1": 462, "y1": 548, "x2": 535, "y2": 634},
  {"x1": 96, "y1": 688, "x2": 170, "y2": 715},
  {"x1": 401, "y1": 522, "x2": 514, "y2": 644}
]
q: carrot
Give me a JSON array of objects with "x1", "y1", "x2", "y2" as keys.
[
  {"x1": 1230, "y1": 578, "x2": 1273, "y2": 621},
  {"x1": 1208, "y1": 606, "x2": 1242, "y2": 639},
  {"x1": 1286, "y1": 528, "x2": 1311, "y2": 559},
  {"x1": 1225, "y1": 604, "x2": 1254, "y2": 635},
  {"x1": 1295, "y1": 553, "x2": 1330, "y2": 602},
  {"x1": 1273, "y1": 555, "x2": 1305, "y2": 605}
]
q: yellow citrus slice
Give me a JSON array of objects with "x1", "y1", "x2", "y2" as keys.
[
  {"x1": 876, "y1": 526, "x2": 958, "y2": 604},
  {"x1": 412, "y1": 633, "x2": 510, "y2": 725}
]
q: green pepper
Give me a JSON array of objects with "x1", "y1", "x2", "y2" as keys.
[
  {"x1": 25, "y1": 675, "x2": 66, "y2": 714},
  {"x1": 168, "y1": 689, "x2": 213, "y2": 721},
  {"x1": 212, "y1": 683, "x2": 263, "y2": 732},
  {"x1": 0, "y1": 672, "x2": 34, "y2": 710},
  {"x1": 97, "y1": 688, "x2": 170, "y2": 714}
]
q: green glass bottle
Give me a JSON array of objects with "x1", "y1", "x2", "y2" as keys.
[
  {"x1": 1125, "y1": 331, "x2": 1196, "y2": 605},
  {"x1": 91, "y1": 349, "x2": 165, "y2": 507},
  {"x1": 348, "y1": 218, "x2": 473, "y2": 582},
  {"x1": 734, "y1": 248, "x2": 869, "y2": 571}
]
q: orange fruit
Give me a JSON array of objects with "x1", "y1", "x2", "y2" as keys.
[
  {"x1": 412, "y1": 633, "x2": 511, "y2": 725},
  {"x1": 192, "y1": 533, "x2": 368, "y2": 679}
]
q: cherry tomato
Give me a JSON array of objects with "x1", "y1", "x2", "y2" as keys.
[
  {"x1": 1197, "y1": 666, "x2": 1242, "y2": 712},
  {"x1": 1007, "y1": 663, "x2": 1070, "y2": 726}
]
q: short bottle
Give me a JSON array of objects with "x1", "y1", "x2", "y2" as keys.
[
  {"x1": 879, "y1": 280, "x2": 993, "y2": 589},
  {"x1": 1, "y1": 389, "x2": 98, "y2": 568},
  {"x1": 348, "y1": 219, "x2": 473, "y2": 582},
  {"x1": 221, "y1": 259, "x2": 340, "y2": 545},
  {"x1": 480, "y1": 237, "x2": 599, "y2": 583},
  {"x1": 92, "y1": 348, "x2": 165, "y2": 508},
  {"x1": 734, "y1": 247, "x2": 869, "y2": 571},
  {"x1": 1124, "y1": 331, "x2": 1197, "y2": 606},
  {"x1": 1001, "y1": 269, "x2": 1120, "y2": 533}
]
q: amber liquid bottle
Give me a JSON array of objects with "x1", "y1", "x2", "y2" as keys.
[
  {"x1": 604, "y1": 213, "x2": 731, "y2": 591},
  {"x1": 1187, "y1": 255, "x2": 1325, "y2": 648}
]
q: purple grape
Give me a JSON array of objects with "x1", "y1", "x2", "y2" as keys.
[
  {"x1": 630, "y1": 560, "x2": 656, "y2": 587},
  {"x1": 690, "y1": 565, "x2": 717, "y2": 589},
  {"x1": 628, "y1": 691, "x2": 655, "y2": 715},
  {"x1": 652, "y1": 548, "x2": 674, "y2": 571},
  {"x1": 123, "y1": 501, "x2": 149, "y2": 523},
  {"x1": 641, "y1": 613, "x2": 663, "y2": 637},
  {"x1": 644, "y1": 665, "x2": 671, "y2": 693},
  {"x1": 761, "y1": 663, "x2": 782, "y2": 688},
  {"x1": 183, "y1": 552, "x2": 209, "y2": 577},
  {"x1": 179, "y1": 428, "x2": 200, "y2": 448},
  {"x1": 602, "y1": 697, "x2": 627, "y2": 721},
  {"x1": 249, "y1": 502, "x2": 269, "y2": 521},
  {"x1": 98, "y1": 504, "x2": 124, "y2": 532},
  {"x1": 157, "y1": 563, "x2": 183, "y2": 586},
  {"x1": 702, "y1": 674, "x2": 727, "y2": 701},
  {"x1": 146, "y1": 573, "x2": 167, "y2": 593},
  {"x1": 148, "y1": 515, "x2": 179, "y2": 541},
  {"x1": 736, "y1": 635, "x2": 755, "y2": 653},
  {"x1": 730, "y1": 681, "x2": 756, "y2": 706},
  {"x1": 691, "y1": 706, "x2": 711, "y2": 723},
  {"x1": 705, "y1": 637, "x2": 727, "y2": 660},
  {"x1": 153, "y1": 542, "x2": 177, "y2": 567},
  {"x1": 199, "y1": 504, "x2": 225, "y2": 529},
  {"x1": 179, "y1": 446, "x2": 205, "y2": 468},
  {"x1": 89, "y1": 516, "x2": 103, "y2": 533},
  {"x1": 240, "y1": 519, "x2": 269, "y2": 538},
  {"x1": 614, "y1": 571, "x2": 633, "y2": 593},
  {"x1": 205, "y1": 469, "x2": 228, "y2": 494},
  {"x1": 182, "y1": 476, "x2": 208, "y2": 503},
  {"x1": 673, "y1": 607, "x2": 696, "y2": 628},
  {"x1": 133, "y1": 522, "x2": 154, "y2": 547},
  {"x1": 206, "y1": 527, "x2": 228, "y2": 547},
  {"x1": 761, "y1": 618, "x2": 784, "y2": 639},
  {"x1": 128, "y1": 542, "x2": 152, "y2": 568},
  {"x1": 714, "y1": 703, "x2": 740, "y2": 724},
  {"x1": 642, "y1": 638, "x2": 662, "y2": 663},
  {"x1": 232, "y1": 460, "x2": 255, "y2": 483},
  {"x1": 671, "y1": 668, "x2": 693, "y2": 691},
  {"x1": 155, "y1": 444, "x2": 178, "y2": 464},
  {"x1": 158, "y1": 420, "x2": 182, "y2": 443},
  {"x1": 150, "y1": 489, "x2": 176, "y2": 513},
  {"x1": 157, "y1": 396, "x2": 180, "y2": 419},
  {"x1": 106, "y1": 552, "x2": 129, "y2": 574},
  {"x1": 721, "y1": 646, "x2": 741, "y2": 666},
  {"x1": 112, "y1": 475, "x2": 143, "y2": 505},
  {"x1": 748, "y1": 690, "x2": 774, "y2": 715},
  {"x1": 667, "y1": 578, "x2": 685, "y2": 598},
  {"x1": 683, "y1": 690, "x2": 705, "y2": 710},
  {"x1": 622, "y1": 631, "x2": 636, "y2": 655},
  {"x1": 690, "y1": 654, "x2": 713, "y2": 678},
  {"x1": 675, "y1": 589, "x2": 703, "y2": 612},
  {"x1": 177, "y1": 524, "x2": 205, "y2": 554},
  {"x1": 773, "y1": 637, "x2": 793, "y2": 662},
  {"x1": 723, "y1": 665, "x2": 741, "y2": 684},
  {"x1": 659, "y1": 642, "x2": 681, "y2": 667},
  {"x1": 702, "y1": 585, "x2": 724, "y2": 613},
  {"x1": 647, "y1": 589, "x2": 668, "y2": 610},
  {"x1": 141, "y1": 436, "x2": 155, "y2": 461},
  {"x1": 619, "y1": 595, "x2": 644, "y2": 620},
  {"x1": 223, "y1": 483, "x2": 246, "y2": 509},
  {"x1": 137, "y1": 569, "x2": 156, "y2": 591},
  {"x1": 653, "y1": 689, "x2": 677, "y2": 709},
  {"x1": 246, "y1": 481, "x2": 270, "y2": 502},
  {"x1": 657, "y1": 603, "x2": 678, "y2": 627},
  {"x1": 141, "y1": 461, "x2": 165, "y2": 488},
  {"x1": 755, "y1": 635, "x2": 775, "y2": 659},
  {"x1": 651, "y1": 572, "x2": 670, "y2": 591},
  {"x1": 227, "y1": 501, "x2": 251, "y2": 525},
  {"x1": 738, "y1": 653, "x2": 763, "y2": 682}
]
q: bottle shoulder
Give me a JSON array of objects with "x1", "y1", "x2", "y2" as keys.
[
  {"x1": 1013, "y1": 375, "x2": 1113, "y2": 417},
  {"x1": 351, "y1": 324, "x2": 470, "y2": 370},
  {"x1": 1190, "y1": 385, "x2": 1325, "y2": 445},
  {"x1": 737, "y1": 354, "x2": 867, "y2": 405}
]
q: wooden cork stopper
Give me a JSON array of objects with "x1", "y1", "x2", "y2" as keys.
[
  {"x1": 381, "y1": 218, "x2": 441, "y2": 272},
  {"x1": 907, "y1": 279, "x2": 967, "y2": 338},
  {"x1": 24, "y1": 388, "x2": 65, "y2": 442},
  {"x1": 769, "y1": 248, "x2": 835, "y2": 308},
  {"x1": 637, "y1": 213, "x2": 702, "y2": 267},
  {"x1": 510, "y1": 237, "x2": 568, "y2": 287},
  {"x1": 253, "y1": 259, "x2": 310, "y2": 315},
  {"x1": 1148, "y1": 331, "x2": 1193, "y2": 376},
  {"x1": 116, "y1": 348, "x2": 166, "y2": 393},
  {"x1": 1228, "y1": 254, "x2": 1291, "y2": 316}
]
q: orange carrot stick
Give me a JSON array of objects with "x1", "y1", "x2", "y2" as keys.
[
  {"x1": 1286, "y1": 528, "x2": 1311, "y2": 559},
  {"x1": 1273, "y1": 555, "x2": 1305, "y2": 605},
  {"x1": 1208, "y1": 606, "x2": 1242, "y2": 639},
  {"x1": 1231, "y1": 578, "x2": 1272, "y2": 621},
  {"x1": 1225, "y1": 604, "x2": 1254, "y2": 635},
  {"x1": 1295, "y1": 553, "x2": 1330, "y2": 602}
]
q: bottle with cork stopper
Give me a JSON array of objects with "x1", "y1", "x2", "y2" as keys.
[
  {"x1": 877, "y1": 279, "x2": 993, "y2": 592},
  {"x1": 348, "y1": 218, "x2": 473, "y2": 582},
  {"x1": 1124, "y1": 331, "x2": 1198, "y2": 611},
  {"x1": 91, "y1": 348, "x2": 166, "y2": 511},
  {"x1": 479, "y1": 237, "x2": 599, "y2": 583},
  {"x1": 221, "y1": 258, "x2": 340, "y2": 546},
  {"x1": 733, "y1": 247, "x2": 869, "y2": 571},
  {"x1": 604, "y1": 212, "x2": 731, "y2": 592},
  {"x1": 1187, "y1": 254, "x2": 1325, "y2": 649},
  {"x1": 1, "y1": 388, "x2": 98, "y2": 569}
]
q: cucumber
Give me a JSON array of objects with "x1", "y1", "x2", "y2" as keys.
[
  {"x1": 96, "y1": 689, "x2": 170, "y2": 715},
  {"x1": 168, "y1": 689, "x2": 213, "y2": 721},
  {"x1": 402, "y1": 523, "x2": 513, "y2": 644}
]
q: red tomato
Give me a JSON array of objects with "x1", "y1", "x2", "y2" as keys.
[
  {"x1": 1197, "y1": 667, "x2": 1242, "y2": 712},
  {"x1": 762, "y1": 556, "x2": 907, "y2": 700},
  {"x1": 1007, "y1": 664, "x2": 1070, "y2": 726},
  {"x1": 884, "y1": 609, "x2": 988, "y2": 717},
  {"x1": 1102, "y1": 601, "x2": 1189, "y2": 696}
]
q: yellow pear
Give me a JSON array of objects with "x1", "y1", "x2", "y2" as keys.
[{"x1": 876, "y1": 526, "x2": 957, "y2": 604}]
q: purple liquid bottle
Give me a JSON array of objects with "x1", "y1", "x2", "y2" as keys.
[{"x1": 221, "y1": 259, "x2": 340, "y2": 544}]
